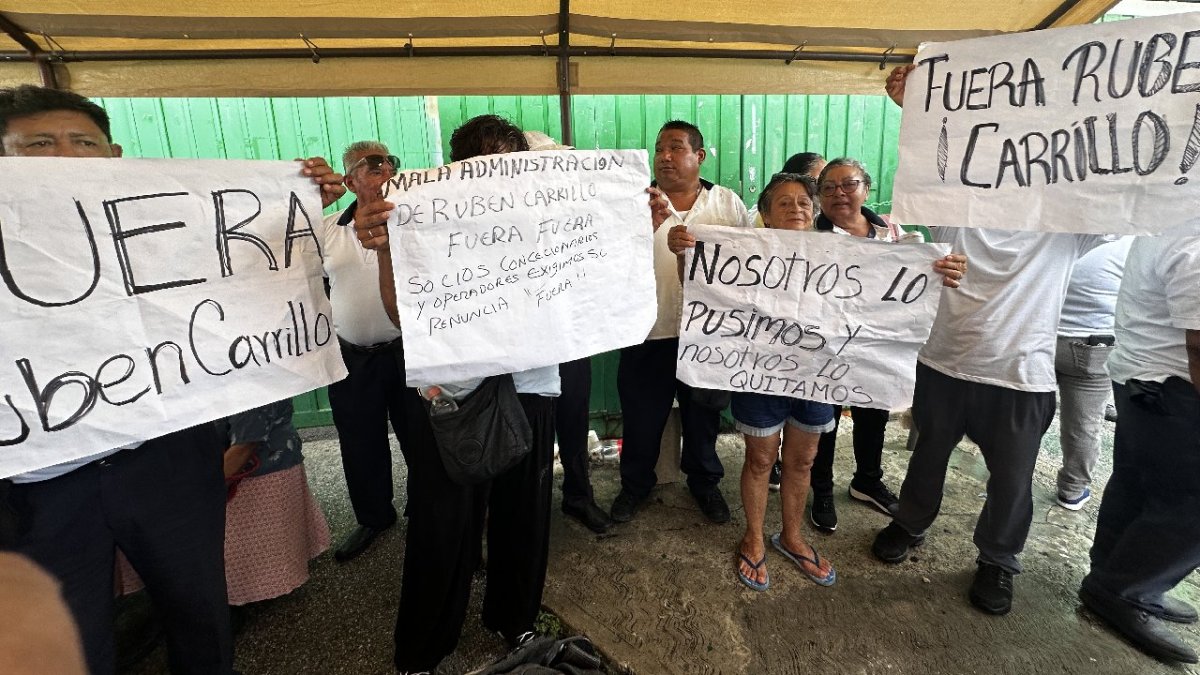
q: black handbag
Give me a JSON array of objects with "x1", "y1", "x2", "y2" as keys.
[{"x1": 425, "y1": 374, "x2": 533, "y2": 486}]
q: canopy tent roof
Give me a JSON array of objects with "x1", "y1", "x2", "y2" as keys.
[{"x1": 0, "y1": 1, "x2": 1119, "y2": 99}]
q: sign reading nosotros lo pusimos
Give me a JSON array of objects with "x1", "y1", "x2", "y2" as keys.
[
  {"x1": 676, "y1": 226, "x2": 948, "y2": 411},
  {"x1": 0, "y1": 158, "x2": 348, "y2": 478},
  {"x1": 892, "y1": 12, "x2": 1200, "y2": 235},
  {"x1": 385, "y1": 149, "x2": 656, "y2": 385}
]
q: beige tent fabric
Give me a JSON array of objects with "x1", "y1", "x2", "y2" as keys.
[{"x1": 0, "y1": 1, "x2": 1120, "y2": 96}]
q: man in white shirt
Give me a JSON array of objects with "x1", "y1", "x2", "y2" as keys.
[
  {"x1": 1053, "y1": 238, "x2": 1132, "y2": 510},
  {"x1": 322, "y1": 141, "x2": 425, "y2": 562},
  {"x1": 1077, "y1": 225, "x2": 1200, "y2": 664},
  {"x1": 873, "y1": 65, "x2": 1106, "y2": 617},
  {"x1": 609, "y1": 120, "x2": 752, "y2": 525},
  {"x1": 0, "y1": 85, "x2": 344, "y2": 675}
]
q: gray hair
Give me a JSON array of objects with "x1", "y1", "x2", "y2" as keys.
[
  {"x1": 818, "y1": 157, "x2": 872, "y2": 190},
  {"x1": 342, "y1": 140, "x2": 389, "y2": 170}
]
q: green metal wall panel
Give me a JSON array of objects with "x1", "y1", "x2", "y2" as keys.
[{"x1": 94, "y1": 93, "x2": 903, "y2": 429}]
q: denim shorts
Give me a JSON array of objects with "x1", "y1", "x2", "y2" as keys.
[{"x1": 730, "y1": 391, "x2": 836, "y2": 437}]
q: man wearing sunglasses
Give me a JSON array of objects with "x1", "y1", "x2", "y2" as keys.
[{"x1": 320, "y1": 141, "x2": 423, "y2": 562}]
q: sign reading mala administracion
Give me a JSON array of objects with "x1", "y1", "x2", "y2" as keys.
[
  {"x1": 0, "y1": 158, "x2": 347, "y2": 478},
  {"x1": 892, "y1": 12, "x2": 1200, "y2": 235},
  {"x1": 384, "y1": 149, "x2": 657, "y2": 385},
  {"x1": 676, "y1": 226, "x2": 948, "y2": 411}
]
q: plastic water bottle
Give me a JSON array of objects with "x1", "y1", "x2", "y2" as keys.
[{"x1": 419, "y1": 385, "x2": 459, "y2": 416}]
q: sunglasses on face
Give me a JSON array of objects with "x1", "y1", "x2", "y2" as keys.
[
  {"x1": 347, "y1": 154, "x2": 400, "y2": 175},
  {"x1": 818, "y1": 179, "x2": 864, "y2": 196}
]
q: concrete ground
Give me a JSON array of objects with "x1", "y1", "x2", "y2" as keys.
[{"x1": 123, "y1": 411, "x2": 1199, "y2": 675}]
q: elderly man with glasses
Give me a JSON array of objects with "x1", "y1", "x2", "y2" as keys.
[{"x1": 320, "y1": 141, "x2": 426, "y2": 562}]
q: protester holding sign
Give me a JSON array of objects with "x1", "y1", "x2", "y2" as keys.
[
  {"x1": 352, "y1": 114, "x2": 670, "y2": 672},
  {"x1": 1078, "y1": 223, "x2": 1200, "y2": 664},
  {"x1": 0, "y1": 85, "x2": 345, "y2": 675},
  {"x1": 809, "y1": 157, "x2": 927, "y2": 533},
  {"x1": 727, "y1": 174, "x2": 838, "y2": 590},
  {"x1": 353, "y1": 115, "x2": 557, "y2": 673},
  {"x1": 321, "y1": 141, "x2": 424, "y2": 562},
  {"x1": 873, "y1": 65, "x2": 1110, "y2": 617},
  {"x1": 612, "y1": 120, "x2": 752, "y2": 526}
]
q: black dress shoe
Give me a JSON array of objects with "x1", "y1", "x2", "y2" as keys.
[
  {"x1": 334, "y1": 523, "x2": 391, "y2": 563},
  {"x1": 1157, "y1": 594, "x2": 1199, "y2": 624},
  {"x1": 563, "y1": 500, "x2": 613, "y2": 533},
  {"x1": 610, "y1": 488, "x2": 644, "y2": 523},
  {"x1": 692, "y1": 487, "x2": 731, "y2": 524},
  {"x1": 1080, "y1": 586, "x2": 1199, "y2": 663}
]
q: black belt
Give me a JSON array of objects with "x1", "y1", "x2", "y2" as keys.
[
  {"x1": 1084, "y1": 335, "x2": 1115, "y2": 346},
  {"x1": 339, "y1": 336, "x2": 402, "y2": 354}
]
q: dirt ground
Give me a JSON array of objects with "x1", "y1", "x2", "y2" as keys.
[{"x1": 122, "y1": 411, "x2": 1199, "y2": 675}]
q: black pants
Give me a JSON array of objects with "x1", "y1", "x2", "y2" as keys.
[
  {"x1": 811, "y1": 405, "x2": 888, "y2": 495},
  {"x1": 556, "y1": 357, "x2": 594, "y2": 507},
  {"x1": 1083, "y1": 378, "x2": 1200, "y2": 614},
  {"x1": 617, "y1": 338, "x2": 722, "y2": 498},
  {"x1": 393, "y1": 394, "x2": 555, "y2": 672},
  {"x1": 5, "y1": 426, "x2": 231, "y2": 675},
  {"x1": 328, "y1": 338, "x2": 419, "y2": 529},
  {"x1": 896, "y1": 363, "x2": 1055, "y2": 574}
]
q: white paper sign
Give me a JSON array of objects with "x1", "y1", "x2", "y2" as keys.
[
  {"x1": 677, "y1": 226, "x2": 948, "y2": 410},
  {"x1": 0, "y1": 158, "x2": 347, "y2": 478},
  {"x1": 384, "y1": 150, "x2": 656, "y2": 385},
  {"x1": 892, "y1": 12, "x2": 1200, "y2": 235}
]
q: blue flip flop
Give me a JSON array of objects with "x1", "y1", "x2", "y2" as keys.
[
  {"x1": 771, "y1": 533, "x2": 837, "y2": 587},
  {"x1": 735, "y1": 550, "x2": 770, "y2": 592}
]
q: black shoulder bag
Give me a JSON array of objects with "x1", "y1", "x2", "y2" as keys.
[{"x1": 426, "y1": 374, "x2": 533, "y2": 485}]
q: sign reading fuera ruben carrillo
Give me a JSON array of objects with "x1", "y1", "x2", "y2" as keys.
[
  {"x1": 0, "y1": 158, "x2": 348, "y2": 478},
  {"x1": 676, "y1": 225, "x2": 949, "y2": 411},
  {"x1": 892, "y1": 12, "x2": 1200, "y2": 235},
  {"x1": 383, "y1": 149, "x2": 657, "y2": 386}
]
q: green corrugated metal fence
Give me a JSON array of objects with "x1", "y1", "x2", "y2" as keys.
[{"x1": 94, "y1": 94, "x2": 904, "y2": 428}]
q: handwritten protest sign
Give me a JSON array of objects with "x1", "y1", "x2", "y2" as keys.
[
  {"x1": 676, "y1": 226, "x2": 948, "y2": 410},
  {"x1": 892, "y1": 12, "x2": 1200, "y2": 235},
  {"x1": 0, "y1": 158, "x2": 347, "y2": 478},
  {"x1": 384, "y1": 149, "x2": 656, "y2": 385}
]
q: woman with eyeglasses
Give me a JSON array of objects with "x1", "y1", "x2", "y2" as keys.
[{"x1": 807, "y1": 157, "x2": 935, "y2": 535}]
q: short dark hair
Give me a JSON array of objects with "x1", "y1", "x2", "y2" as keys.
[
  {"x1": 0, "y1": 85, "x2": 112, "y2": 150},
  {"x1": 658, "y1": 120, "x2": 704, "y2": 153},
  {"x1": 449, "y1": 114, "x2": 528, "y2": 162},
  {"x1": 781, "y1": 152, "x2": 824, "y2": 176},
  {"x1": 757, "y1": 173, "x2": 818, "y2": 216}
]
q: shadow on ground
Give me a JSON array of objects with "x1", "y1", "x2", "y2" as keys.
[{"x1": 123, "y1": 414, "x2": 1199, "y2": 674}]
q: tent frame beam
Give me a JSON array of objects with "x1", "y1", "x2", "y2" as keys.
[
  {"x1": 0, "y1": 13, "x2": 57, "y2": 88},
  {"x1": 0, "y1": 45, "x2": 914, "y2": 64}
]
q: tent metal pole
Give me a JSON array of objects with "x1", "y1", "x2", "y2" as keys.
[
  {"x1": 557, "y1": 0, "x2": 573, "y2": 146},
  {"x1": 0, "y1": 46, "x2": 913, "y2": 64},
  {"x1": 0, "y1": 13, "x2": 58, "y2": 89}
]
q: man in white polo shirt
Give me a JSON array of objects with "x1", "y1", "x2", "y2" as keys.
[
  {"x1": 322, "y1": 141, "x2": 427, "y2": 562},
  {"x1": 1077, "y1": 223, "x2": 1200, "y2": 664},
  {"x1": 610, "y1": 120, "x2": 751, "y2": 525}
]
